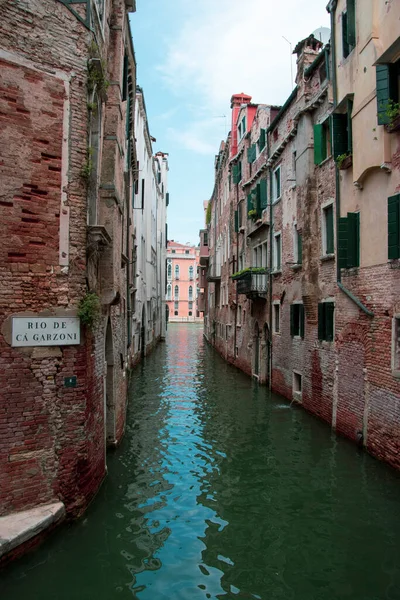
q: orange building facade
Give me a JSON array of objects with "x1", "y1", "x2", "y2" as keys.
[{"x1": 166, "y1": 241, "x2": 202, "y2": 322}]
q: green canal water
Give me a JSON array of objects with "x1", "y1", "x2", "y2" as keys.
[{"x1": 1, "y1": 324, "x2": 400, "y2": 600}]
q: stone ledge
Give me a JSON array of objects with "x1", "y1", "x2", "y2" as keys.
[{"x1": 0, "y1": 502, "x2": 65, "y2": 559}]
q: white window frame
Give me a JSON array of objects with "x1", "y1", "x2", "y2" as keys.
[
  {"x1": 166, "y1": 284, "x2": 172, "y2": 301},
  {"x1": 273, "y1": 165, "x2": 281, "y2": 203},
  {"x1": 321, "y1": 199, "x2": 335, "y2": 257},
  {"x1": 392, "y1": 315, "x2": 400, "y2": 378},
  {"x1": 175, "y1": 264, "x2": 180, "y2": 279},
  {"x1": 273, "y1": 301, "x2": 280, "y2": 334},
  {"x1": 273, "y1": 231, "x2": 282, "y2": 272}
]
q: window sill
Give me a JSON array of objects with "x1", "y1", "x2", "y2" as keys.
[
  {"x1": 392, "y1": 369, "x2": 400, "y2": 380},
  {"x1": 272, "y1": 197, "x2": 282, "y2": 205},
  {"x1": 292, "y1": 391, "x2": 302, "y2": 403},
  {"x1": 316, "y1": 155, "x2": 332, "y2": 168},
  {"x1": 289, "y1": 263, "x2": 302, "y2": 271},
  {"x1": 273, "y1": 331, "x2": 281, "y2": 336},
  {"x1": 272, "y1": 269, "x2": 282, "y2": 276},
  {"x1": 320, "y1": 254, "x2": 335, "y2": 262}
]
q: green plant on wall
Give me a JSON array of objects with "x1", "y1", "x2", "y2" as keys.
[
  {"x1": 384, "y1": 99, "x2": 400, "y2": 123},
  {"x1": 78, "y1": 292, "x2": 101, "y2": 329},
  {"x1": 248, "y1": 209, "x2": 257, "y2": 219},
  {"x1": 81, "y1": 146, "x2": 94, "y2": 181},
  {"x1": 206, "y1": 202, "x2": 211, "y2": 225},
  {"x1": 231, "y1": 267, "x2": 267, "y2": 279},
  {"x1": 335, "y1": 152, "x2": 351, "y2": 169}
]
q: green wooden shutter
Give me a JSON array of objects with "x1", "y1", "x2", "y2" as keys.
[
  {"x1": 347, "y1": 99, "x2": 353, "y2": 152},
  {"x1": 255, "y1": 183, "x2": 261, "y2": 217},
  {"x1": 247, "y1": 193, "x2": 253, "y2": 213},
  {"x1": 347, "y1": 212, "x2": 360, "y2": 267},
  {"x1": 325, "y1": 205, "x2": 334, "y2": 254},
  {"x1": 388, "y1": 194, "x2": 400, "y2": 259},
  {"x1": 122, "y1": 54, "x2": 128, "y2": 101},
  {"x1": 260, "y1": 179, "x2": 268, "y2": 210},
  {"x1": 234, "y1": 210, "x2": 239, "y2": 233},
  {"x1": 300, "y1": 304, "x2": 305, "y2": 338},
  {"x1": 275, "y1": 168, "x2": 281, "y2": 198},
  {"x1": 166, "y1": 192, "x2": 169, "y2": 206},
  {"x1": 258, "y1": 128, "x2": 266, "y2": 151},
  {"x1": 325, "y1": 302, "x2": 334, "y2": 341},
  {"x1": 238, "y1": 160, "x2": 242, "y2": 182},
  {"x1": 338, "y1": 217, "x2": 348, "y2": 268},
  {"x1": 290, "y1": 305, "x2": 295, "y2": 337},
  {"x1": 342, "y1": 11, "x2": 349, "y2": 58},
  {"x1": 247, "y1": 144, "x2": 256, "y2": 163},
  {"x1": 314, "y1": 124, "x2": 325, "y2": 165},
  {"x1": 347, "y1": 0, "x2": 356, "y2": 48},
  {"x1": 318, "y1": 303, "x2": 325, "y2": 340},
  {"x1": 332, "y1": 114, "x2": 348, "y2": 159},
  {"x1": 376, "y1": 64, "x2": 391, "y2": 125},
  {"x1": 297, "y1": 233, "x2": 303, "y2": 264}
]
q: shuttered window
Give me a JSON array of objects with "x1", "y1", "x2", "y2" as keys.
[
  {"x1": 247, "y1": 193, "x2": 253, "y2": 213},
  {"x1": 297, "y1": 230, "x2": 303, "y2": 264},
  {"x1": 247, "y1": 144, "x2": 257, "y2": 164},
  {"x1": 290, "y1": 304, "x2": 305, "y2": 338},
  {"x1": 234, "y1": 210, "x2": 239, "y2": 233},
  {"x1": 318, "y1": 302, "x2": 335, "y2": 341},
  {"x1": 388, "y1": 194, "x2": 400, "y2": 259},
  {"x1": 338, "y1": 212, "x2": 360, "y2": 268},
  {"x1": 332, "y1": 113, "x2": 352, "y2": 159},
  {"x1": 258, "y1": 128, "x2": 266, "y2": 151},
  {"x1": 314, "y1": 124, "x2": 326, "y2": 165},
  {"x1": 342, "y1": 0, "x2": 355, "y2": 59},
  {"x1": 323, "y1": 204, "x2": 334, "y2": 255},
  {"x1": 259, "y1": 179, "x2": 268, "y2": 210},
  {"x1": 376, "y1": 62, "x2": 399, "y2": 126},
  {"x1": 232, "y1": 161, "x2": 242, "y2": 184}
]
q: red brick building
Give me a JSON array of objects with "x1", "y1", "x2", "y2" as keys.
[{"x1": 0, "y1": 0, "x2": 137, "y2": 529}]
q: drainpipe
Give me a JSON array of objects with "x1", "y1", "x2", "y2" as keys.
[
  {"x1": 233, "y1": 179, "x2": 238, "y2": 359},
  {"x1": 267, "y1": 137, "x2": 273, "y2": 390}
]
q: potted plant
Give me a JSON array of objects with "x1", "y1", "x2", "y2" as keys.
[
  {"x1": 248, "y1": 209, "x2": 257, "y2": 220},
  {"x1": 336, "y1": 152, "x2": 353, "y2": 170},
  {"x1": 384, "y1": 99, "x2": 400, "y2": 133}
]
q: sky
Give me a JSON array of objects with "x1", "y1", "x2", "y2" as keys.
[{"x1": 130, "y1": 0, "x2": 330, "y2": 246}]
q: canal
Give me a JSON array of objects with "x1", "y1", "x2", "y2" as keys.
[{"x1": 1, "y1": 323, "x2": 400, "y2": 599}]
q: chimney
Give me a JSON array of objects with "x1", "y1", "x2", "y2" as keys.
[
  {"x1": 293, "y1": 34, "x2": 323, "y2": 84},
  {"x1": 230, "y1": 92, "x2": 252, "y2": 158}
]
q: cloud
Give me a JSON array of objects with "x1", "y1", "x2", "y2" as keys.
[
  {"x1": 166, "y1": 117, "x2": 227, "y2": 155},
  {"x1": 159, "y1": 0, "x2": 330, "y2": 112}
]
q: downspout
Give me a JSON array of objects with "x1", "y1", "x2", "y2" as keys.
[
  {"x1": 267, "y1": 146, "x2": 273, "y2": 390},
  {"x1": 328, "y1": 1, "x2": 374, "y2": 317},
  {"x1": 234, "y1": 179, "x2": 239, "y2": 360}
]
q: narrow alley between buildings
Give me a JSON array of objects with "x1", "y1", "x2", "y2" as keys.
[{"x1": 1, "y1": 324, "x2": 400, "y2": 600}]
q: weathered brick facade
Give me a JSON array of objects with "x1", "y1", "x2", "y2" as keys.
[
  {"x1": 0, "y1": 0, "x2": 157, "y2": 533},
  {"x1": 204, "y1": 5, "x2": 400, "y2": 471}
]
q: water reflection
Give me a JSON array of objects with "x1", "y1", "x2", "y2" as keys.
[{"x1": 1, "y1": 324, "x2": 400, "y2": 600}]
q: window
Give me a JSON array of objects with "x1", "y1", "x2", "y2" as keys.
[
  {"x1": 314, "y1": 120, "x2": 331, "y2": 165},
  {"x1": 273, "y1": 166, "x2": 281, "y2": 202},
  {"x1": 338, "y1": 212, "x2": 360, "y2": 268},
  {"x1": 174, "y1": 285, "x2": 179, "y2": 300},
  {"x1": 294, "y1": 225, "x2": 302, "y2": 265},
  {"x1": 172, "y1": 249, "x2": 176, "y2": 254},
  {"x1": 273, "y1": 303, "x2": 280, "y2": 334},
  {"x1": 290, "y1": 304, "x2": 305, "y2": 338},
  {"x1": 203, "y1": 231, "x2": 208, "y2": 246},
  {"x1": 342, "y1": 0, "x2": 355, "y2": 59},
  {"x1": 392, "y1": 316, "x2": 400, "y2": 374},
  {"x1": 322, "y1": 203, "x2": 335, "y2": 256},
  {"x1": 273, "y1": 233, "x2": 281, "y2": 271},
  {"x1": 174, "y1": 301, "x2": 179, "y2": 311},
  {"x1": 185, "y1": 250, "x2": 189, "y2": 255},
  {"x1": 189, "y1": 311, "x2": 192, "y2": 316},
  {"x1": 238, "y1": 115, "x2": 246, "y2": 140},
  {"x1": 293, "y1": 372, "x2": 302, "y2": 394},
  {"x1": 166, "y1": 284, "x2": 172, "y2": 301},
  {"x1": 232, "y1": 161, "x2": 242, "y2": 184},
  {"x1": 388, "y1": 194, "x2": 400, "y2": 259},
  {"x1": 292, "y1": 150, "x2": 297, "y2": 178},
  {"x1": 253, "y1": 242, "x2": 268, "y2": 268},
  {"x1": 167, "y1": 262, "x2": 172, "y2": 280},
  {"x1": 318, "y1": 302, "x2": 335, "y2": 341},
  {"x1": 174, "y1": 310, "x2": 178, "y2": 316},
  {"x1": 332, "y1": 103, "x2": 353, "y2": 160},
  {"x1": 175, "y1": 264, "x2": 180, "y2": 279},
  {"x1": 189, "y1": 286, "x2": 193, "y2": 301},
  {"x1": 238, "y1": 305, "x2": 242, "y2": 325},
  {"x1": 189, "y1": 301, "x2": 193, "y2": 310},
  {"x1": 247, "y1": 143, "x2": 257, "y2": 164},
  {"x1": 376, "y1": 58, "x2": 400, "y2": 125},
  {"x1": 189, "y1": 265, "x2": 194, "y2": 280},
  {"x1": 258, "y1": 128, "x2": 266, "y2": 152}
]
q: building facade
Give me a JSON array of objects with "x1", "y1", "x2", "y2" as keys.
[
  {"x1": 203, "y1": 1, "x2": 400, "y2": 470},
  {"x1": 166, "y1": 241, "x2": 201, "y2": 322},
  {"x1": 0, "y1": 0, "x2": 168, "y2": 555}
]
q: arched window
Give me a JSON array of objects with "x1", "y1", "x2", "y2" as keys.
[
  {"x1": 166, "y1": 284, "x2": 172, "y2": 300},
  {"x1": 167, "y1": 262, "x2": 172, "y2": 279},
  {"x1": 175, "y1": 264, "x2": 180, "y2": 279},
  {"x1": 174, "y1": 285, "x2": 179, "y2": 300},
  {"x1": 189, "y1": 265, "x2": 194, "y2": 280},
  {"x1": 188, "y1": 285, "x2": 193, "y2": 301}
]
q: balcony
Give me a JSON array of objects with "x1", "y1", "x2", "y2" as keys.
[
  {"x1": 232, "y1": 269, "x2": 268, "y2": 299},
  {"x1": 207, "y1": 262, "x2": 221, "y2": 282},
  {"x1": 199, "y1": 229, "x2": 209, "y2": 265}
]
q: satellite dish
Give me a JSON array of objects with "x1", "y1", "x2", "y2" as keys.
[{"x1": 312, "y1": 27, "x2": 331, "y2": 46}]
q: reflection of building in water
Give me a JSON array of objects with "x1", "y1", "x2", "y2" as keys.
[{"x1": 166, "y1": 241, "x2": 203, "y2": 322}]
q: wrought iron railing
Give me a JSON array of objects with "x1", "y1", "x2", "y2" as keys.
[{"x1": 234, "y1": 270, "x2": 268, "y2": 297}]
